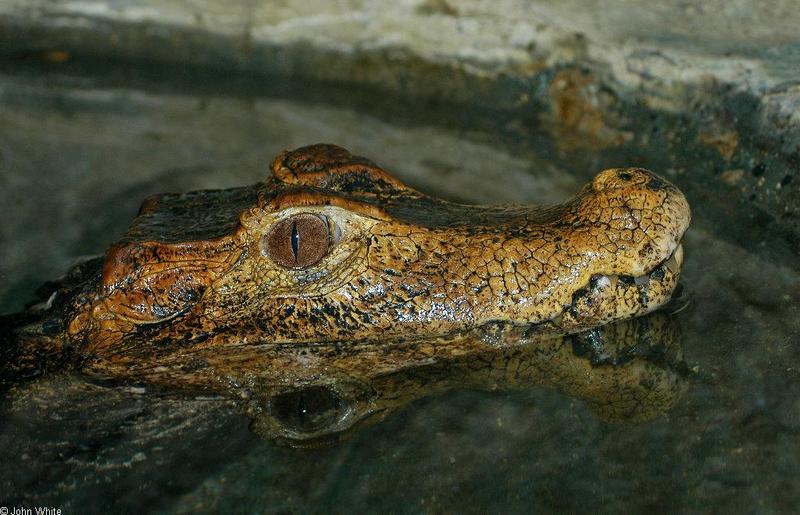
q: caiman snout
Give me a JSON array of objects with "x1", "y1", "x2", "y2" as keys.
[{"x1": 356, "y1": 163, "x2": 691, "y2": 337}]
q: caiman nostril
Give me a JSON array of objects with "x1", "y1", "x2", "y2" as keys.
[{"x1": 646, "y1": 176, "x2": 669, "y2": 191}]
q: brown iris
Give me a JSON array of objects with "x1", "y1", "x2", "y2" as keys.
[{"x1": 264, "y1": 214, "x2": 330, "y2": 269}]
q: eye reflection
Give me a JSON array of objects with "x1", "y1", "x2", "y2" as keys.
[
  {"x1": 268, "y1": 386, "x2": 348, "y2": 433},
  {"x1": 264, "y1": 214, "x2": 330, "y2": 269}
]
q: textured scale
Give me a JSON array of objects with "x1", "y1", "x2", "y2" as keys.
[{"x1": 56, "y1": 143, "x2": 692, "y2": 354}]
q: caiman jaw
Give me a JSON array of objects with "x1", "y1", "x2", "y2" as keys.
[{"x1": 546, "y1": 242, "x2": 685, "y2": 334}]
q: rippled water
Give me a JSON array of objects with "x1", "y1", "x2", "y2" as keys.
[{"x1": 0, "y1": 62, "x2": 798, "y2": 513}]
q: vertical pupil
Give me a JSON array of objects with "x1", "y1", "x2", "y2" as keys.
[{"x1": 290, "y1": 221, "x2": 300, "y2": 262}]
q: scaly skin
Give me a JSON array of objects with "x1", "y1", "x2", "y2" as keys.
[
  {"x1": 1, "y1": 144, "x2": 691, "y2": 439},
  {"x1": 62, "y1": 144, "x2": 689, "y2": 353}
]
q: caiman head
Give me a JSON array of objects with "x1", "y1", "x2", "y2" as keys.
[{"x1": 67, "y1": 144, "x2": 690, "y2": 353}]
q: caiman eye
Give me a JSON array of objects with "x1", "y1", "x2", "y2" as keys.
[
  {"x1": 264, "y1": 213, "x2": 331, "y2": 269},
  {"x1": 268, "y1": 386, "x2": 347, "y2": 433}
]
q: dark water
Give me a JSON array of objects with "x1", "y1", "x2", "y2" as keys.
[{"x1": 0, "y1": 62, "x2": 798, "y2": 513}]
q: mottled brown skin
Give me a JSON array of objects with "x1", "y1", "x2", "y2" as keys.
[
  {"x1": 65, "y1": 144, "x2": 689, "y2": 351},
  {"x1": 1, "y1": 144, "x2": 691, "y2": 441}
]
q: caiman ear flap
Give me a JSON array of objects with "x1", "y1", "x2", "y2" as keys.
[{"x1": 270, "y1": 144, "x2": 418, "y2": 197}]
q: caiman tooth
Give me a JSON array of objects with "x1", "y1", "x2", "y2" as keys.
[
  {"x1": 664, "y1": 252, "x2": 681, "y2": 275},
  {"x1": 674, "y1": 244, "x2": 684, "y2": 267}
]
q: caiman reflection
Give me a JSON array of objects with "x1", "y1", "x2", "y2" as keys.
[{"x1": 249, "y1": 311, "x2": 687, "y2": 446}]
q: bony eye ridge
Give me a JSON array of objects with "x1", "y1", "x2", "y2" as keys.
[{"x1": 264, "y1": 213, "x2": 331, "y2": 269}]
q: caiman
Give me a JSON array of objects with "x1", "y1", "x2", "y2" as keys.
[{"x1": 0, "y1": 144, "x2": 691, "y2": 442}]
